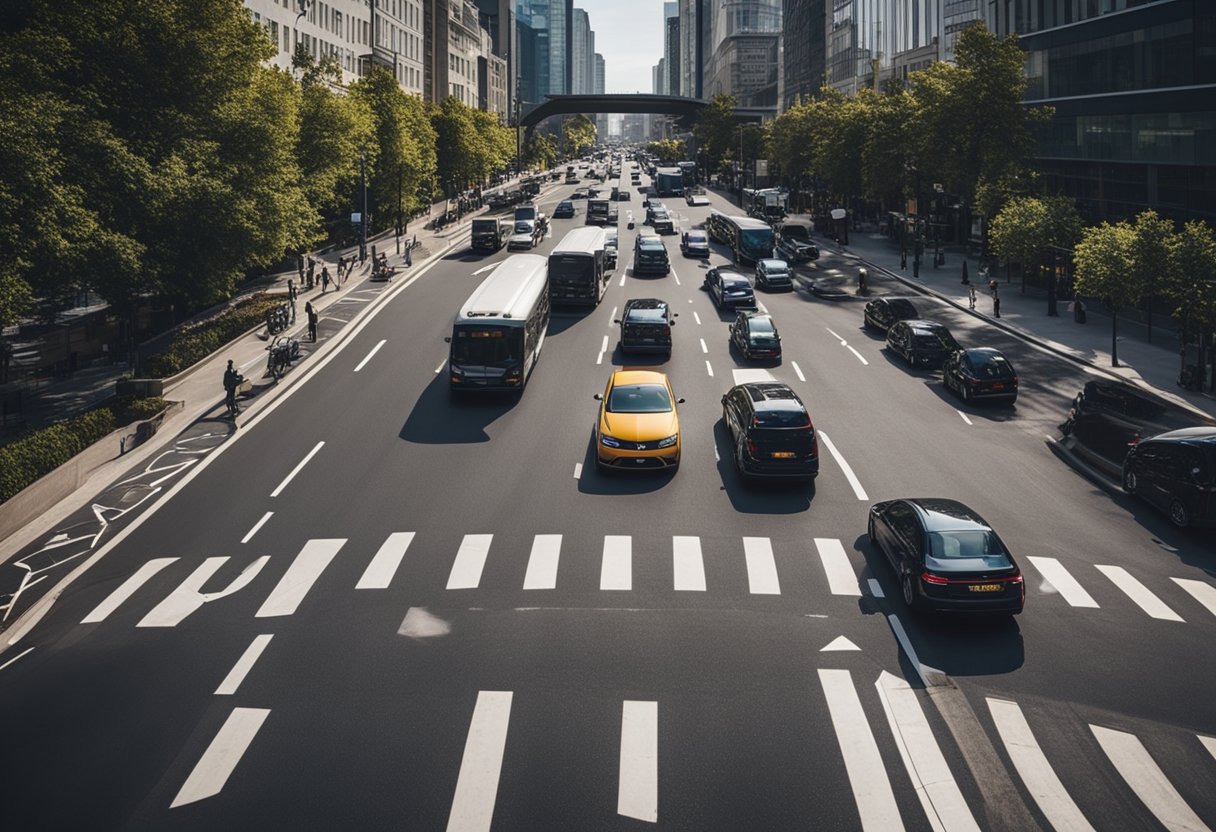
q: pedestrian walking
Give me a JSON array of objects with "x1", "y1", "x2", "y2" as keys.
[
  {"x1": 296, "y1": 253, "x2": 305, "y2": 284},
  {"x1": 968, "y1": 285, "x2": 977, "y2": 310},
  {"x1": 287, "y1": 280, "x2": 297, "y2": 322},
  {"x1": 961, "y1": 260, "x2": 970, "y2": 285},
  {"x1": 306, "y1": 256, "x2": 316, "y2": 289},
  {"x1": 306, "y1": 301, "x2": 318, "y2": 342},
  {"x1": 321, "y1": 266, "x2": 331, "y2": 293},
  {"x1": 900, "y1": 249, "x2": 907, "y2": 271},
  {"x1": 223, "y1": 359, "x2": 241, "y2": 418},
  {"x1": 405, "y1": 246, "x2": 412, "y2": 268},
  {"x1": 1073, "y1": 298, "x2": 1087, "y2": 324},
  {"x1": 993, "y1": 294, "x2": 1001, "y2": 318},
  {"x1": 988, "y1": 277, "x2": 999, "y2": 298},
  {"x1": 337, "y1": 255, "x2": 346, "y2": 282}
]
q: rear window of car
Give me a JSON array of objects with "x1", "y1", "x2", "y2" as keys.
[
  {"x1": 747, "y1": 318, "x2": 776, "y2": 334},
  {"x1": 753, "y1": 406, "x2": 810, "y2": 428},
  {"x1": 638, "y1": 238, "x2": 664, "y2": 250},
  {"x1": 970, "y1": 355, "x2": 1015, "y2": 378},
  {"x1": 686, "y1": 232, "x2": 706, "y2": 242},
  {"x1": 928, "y1": 531, "x2": 1008, "y2": 559},
  {"x1": 626, "y1": 308, "x2": 668, "y2": 323},
  {"x1": 724, "y1": 278, "x2": 750, "y2": 289}
]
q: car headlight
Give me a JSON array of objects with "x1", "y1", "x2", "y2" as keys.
[
  {"x1": 600, "y1": 433, "x2": 621, "y2": 448},
  {"x1": 657, "y1": 434, "x2": 679, "y2": 448}
]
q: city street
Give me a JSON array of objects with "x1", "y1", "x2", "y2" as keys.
[{"x1": 2, "y1": 166, "x2": 1214, "y2": 832}]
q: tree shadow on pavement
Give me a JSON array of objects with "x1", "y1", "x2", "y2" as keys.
[{"x1": 399, "y1": 374, "x2": 518, "y2": 444}]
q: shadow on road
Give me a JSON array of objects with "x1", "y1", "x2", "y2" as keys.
[
  {"x1": 576, "y1": 430, "x2": 676, "y2": 495},
  {"x1": 399, "y1": 374, "x2": 518, "y2": 444},
  {"x1": 713, "y1": 420, "x2": 815, "y2": 514}
]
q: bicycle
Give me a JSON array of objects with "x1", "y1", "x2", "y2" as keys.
[{"x1": 266, "y1": 334, "x2": 300, "y2": 380}]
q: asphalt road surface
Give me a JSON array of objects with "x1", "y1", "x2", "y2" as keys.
[{"x1": 2, "y1": 162, "x2": 1214, "y2": 832}]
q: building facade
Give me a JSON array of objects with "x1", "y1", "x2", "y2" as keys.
[
  {"x1": 473, "y1": 0, "x2": 514, "y2": 110},
  {"x1": 664, "y1": 2, "x2": 681, "y2": 96},
  {"x1": 779, "y1": 0, "x2": 825, "y2": 110},
  {"x1": 678, "y1": 0, "x2": 703, "y2": 99},
  {"x1": 703, "y1": 0, "x2": 782, "y2": 109},
  {"x1": 515, "y1": 0, "x2": 550, "y2": 108},
  {"x1": 571, "y1": 8, "x2": 591, "y2": 94},
  {"x1": 547, "y1": 0, "x2": 573, "y2": 94},
  {"x1": 825, "y1": 0, "x2": 945, "y2": 94},
  {"x1": 594, "y1": 52, "x2": 607, "y2": 138},
  {"x1": 423, "y1": 0, "x2": 497, "y2": 107}
]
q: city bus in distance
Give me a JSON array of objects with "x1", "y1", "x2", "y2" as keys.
[
  {"x1": 446, "y1": 254, "x2": 550, "y2": 392},
  {"x1": 705, "y1": 212, "x2": 776, "y2": 266},
  {"x1": 677, "y1": 161, "x2": 698, "y2": 188},
  {"x1": 654, "y1": 167, "x2": 684, "y2": 197},
  {"x1": 548, "y1": 226, "x2": 610, "y2": 307}
]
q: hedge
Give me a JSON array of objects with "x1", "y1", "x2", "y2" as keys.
[
  {"x1": 0, "y1": 409, "x2": 116, "y2": 503},
  {"x1": 147, "y1": 293, "x2": 283, "y2": 378}
]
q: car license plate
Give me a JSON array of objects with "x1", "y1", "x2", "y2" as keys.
[
  {"x1": 771, "y1": 451, "x2": 795, "y2": 459},
  {"x1": 992, "y1": 383, "x2": 1004, "y2": 390},
  {"x1": 968, "y1": 584, "x2": 1001, "y2": 593}
]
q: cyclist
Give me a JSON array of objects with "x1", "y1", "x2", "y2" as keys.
[{"x1": 223, "y1": 360, "x2": 242, "y2": 417}]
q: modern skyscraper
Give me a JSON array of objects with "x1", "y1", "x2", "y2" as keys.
[
  {"x1": 703, "y1": 0, "x2": 781, "y2": 108},
  {"x1": 514, "y1": 0, "x2": 550, "y2": 108},
  {"x1": 546, "y1": 0, "x2": 573, "y2": 95},
  {"x1": 677, "y1": 0, "x2": 703, "y2": 99},
  {"x1": 571, "y1": 8, "x2": 590, "y2": 94},
  {"x1": 473, "y1": 0, "x2": 514, "y2": 109},
  {"x1": 663, "y1": 2, "x2": 680, "y2": 97},
  {"x1": 779, "y1": 0, "x2": 825, "y2": 110},
  {"x1": 594, "y1": 52, "x2": 607, "y2": 138},
  {"x1": 825, "y1": 0, "x2": 942, "y2": 94}
]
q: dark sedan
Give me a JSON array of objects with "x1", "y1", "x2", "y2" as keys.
[
  {"x1": 722, "y1": 382, "x2": 818, "y2": 482},
  {"x1": 868, "y1": 498, "x2": 1025, "y2": 615},
  {"x1": 863, "y1": 297, "x2": 919, "y2": 332},
  {"x1": 730, "y1": 312, "x2": 782, "y2": 361},
  {"x1": 886, "y1": 320, "x2": 960, "y2": 369},
  {"x1": 552, "y1": 199, "x2": 575, "y2": 219},
  {"x1": 943, "y1": 348, "x2": 1019, "y2": 404},
  {"x1": 680, "y1": 230, "x2": 710, "y2": 258},
  {"x1": 707, "y1": 269, "x2": 756, "y2": 310}
]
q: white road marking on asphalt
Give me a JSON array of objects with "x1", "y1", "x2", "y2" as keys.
[
  {"x1": 877, "y1": 671, "x2": 979, "y2": 832},
  {"x1": 81, "y1": 558, "x2": 178, "y2": 623},
  {"x1": 699, "y1": 338, "x2": 708, "y2": 354},
  {"x1": 601, "y1": 535, "x2": 632, "y2": 591},
  {"x1": 885, "y1": 615, "x2": 942, "y2": 688},
  {"x1": 846, "y1": 345, "x2": 869, "y2": 365},
  {"x1": 608, "y1": 306, "x2": 617, "y2": 325},
  {"x1": 573, "y1": 463, "x2": 583, "y2": 480},
  {"x1": 447, "y1": 534, "x2": 494, "y2": 590},
  {"x1": 815, "y1": 538, "x2": 862, "y2": 596},
  {"x1": 139, "y1": 556, "x2": 269, "y2": 628},
  {"x1": 1171, "y1": 578, "x2": 1216, "y2": 618},
  {"x1": 0, "y1": 646, "x2": 34, "y2": 671},
  {"x1": 353, "y1": 339, "x2": 386, "y2": 372},
  {"x1": 1090, "y1": 725, "x2": 1207, "y2": 832},
  {"x1": 447, "y1": 691, "x2": 513, "y2": 832},
  {"x1": 792, "y1": 361, "x2": 806, "y2": 382},
  {"x1": 987, "y1": 698, "x2": 1094, "y2": 832},
  {"x1": 817, "y1": 431, "x2": 869, "y2": 500},
  {"x1": 471, "y1": 263, "x2": 497, "y2": 276},
  {"x1": 693, "y1": 311, "x2": 702, "y2": 325},
  {"x1": 714, "y1": 445, "x2": 719, "y2": 462},
  {"x1": 1202, "y1": 735, "x2": 1216, "y2": 762},
  {"x1": 171, "y1": 707, "x2": 270, "y2": 808},
  {"x1": 672, "y1": 536, "x2": 706, "y2": 592},
  {"x1": 597, "y1": 335, "x2": 609, "y2": 366},
  {"x1": 398, "y1": 606, "x2": 451, "y2": 638},
  {"x1": 356, "y1": 532, "x2": 415, "y2": 590},
  {"x1": 255, "y1": 539, "x2": 344, "y2": 617},
  {"x1": 743, "y1": 537, "x2": 781, "y2": 595},
  {"x1": 757, "y1": 301, "x2": 768, "y2": 313},
  {"x1": 705, "y1": 360, "x2": 714, "y2": 377},
  {"x1": 523, "y1": 535, "x2": 562, "y2": 590},
  {"x1": 215, "y1": 634, "x2": 274, "y2": 696},
  {"x1": 821, "y1": 636, "x2": 860, "y2": 652},
  {"x1": 619, "y1": 700, "x2": 659, "y2": 823},
  {"x1": 732, "y1": 368, "x2": 775, "y2": 385},
  {"x1": 619, "y1": 272, "x2": 627, "y2": 286},
  {"x1": 1096, "y1": 565, "x2": 1184, "y2": 621},
  {"x1": 826, "y1": 327, "x2": 845, "y2": 342},
  {"x1": 435, "y1": 358, "x2": 447, "y2": 374},
  {"x1": 269, "y1": 441, "x2": 324, "y2": 498},
  {"x1": 1026, "y1": 557, "x2": 1099, "y2": 607},
  {"x1": 241, "y1": 511, "x2": 273, "y2": 544},
  {"x1": 867, "y1": 578, "x2": 885, "y2": 598},
  {"x1": 957, "y1": 410, "x2": 973, "y2": 425},
  {"x1": 818, "y1": 669, "x2": 903, "y2": 831}
]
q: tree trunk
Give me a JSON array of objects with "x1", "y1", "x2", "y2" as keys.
[{"x1": 1111, "y1": 306, "x2": 1119, "y2": 367}]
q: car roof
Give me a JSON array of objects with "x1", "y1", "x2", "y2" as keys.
[
  {"x1": 758, "y1": 259, "x2": 788, "y2": 269},
  {"x1": 611, "y1": 369, "x2": 669, "y2": 386},
  {"x1": 741, "y1": 313, "x2": 774, "y2": 326},
  {"x1": 625, "y1": 298, "x2": 668, "y2": 310},
  {"x1": 637, "y1": 236, "x2": 664, "y2": 247},
  {"x1": 883, "y1": 298, "x2": 918, "y2": 313},
  {"x1": 722, "y1": 273, "x2": 750, "y2": 284},
  {"x1": 738, "y1": 382, "x2": 805, "y2": 410},
  {"x1": 903, "y1": 498, "x2": 990, "y2": 531},
  {"x1": 902, "y1": 319, "x2": 949, "y2": 331},
  {"x1": 1147, "y1": 427, "x2": 1216, "y2": 443}
]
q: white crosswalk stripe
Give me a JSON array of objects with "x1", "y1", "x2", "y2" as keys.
[
  {"x1": 1027, "y1": 557, "x2": 1100, "y2": 608},
  {"x1": 447, "y1": 691, "x2": 513, "y2": 832},
  {"x1": 815, "y1": 537, "x2": 861, "y2": 596},
  {"x1": 1172, "y1": 578, "x2": 1216, "y2": 619},
  {"x1": 356, "y1": 532, "x2": 414, "y2": 589},
  {"x1": 601, "y1": 535, "x2": 632, "y2": 590},
  {"x1": 447, "y1": 534, "x2": 493, "y2": 590},
  {"x1": 523, "y1": 534, "x2": 561, "y2": 590},
  {"x1": 743, "y1": 536, "x2": 780, "y2": 595},
  {"x1": 619, "y1": 700, "x2": 659, "y2": 822},
  {"x1": 1090, "y1": 725, "x2": 1209, "y2": 832},
  {"x1": 81, "y1": 558, "x2": 178, "y2": 623},
  {"x1": 171, "y1": 707, "x2": 270, "y2": 808},
  {"x1": 672, "y1": 535, "x2": 706, "y2": 592},
  {"x1": 1096, "y1": 565, "x2": 1184, "y2": 622},
  {"x1": 256, "y1": 539, "x2": 344, "y2": 617}
]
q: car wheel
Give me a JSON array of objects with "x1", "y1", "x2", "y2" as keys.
[
  {"x1": 1169, "y1": 498, "x2": 1191, "y2": 528},
  {"x1": 734, "y1": 441, "x2": 750, "y2": 483},
  {"x1": 1124, "y1": 469, "x2": 1138, "y2": 494},
  {"x1": 901, "y1": 573, "x2": 920, "y2": 612},
  {"x1": 962, "y1": 384, "x2": 973, "y2": 404}
]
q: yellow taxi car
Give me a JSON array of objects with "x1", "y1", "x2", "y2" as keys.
[{"x1": 594, "y1": 370, "x2": 683, "y2": 471}]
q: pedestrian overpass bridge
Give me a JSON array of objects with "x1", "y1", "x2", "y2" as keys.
[{"x1": 519, "y1": 94, "x2": 766, "y2": 142}]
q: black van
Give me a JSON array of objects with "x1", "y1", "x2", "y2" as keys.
[
  {"x1": 1123, "y1": 428, "x2": 1216, "y2": 527},
  {"x1": 470, "y1": 218, "x2": 509, "y2": 252},
  {"x1": 615, "y1": 298, "x2": 676, "y2": 356}
]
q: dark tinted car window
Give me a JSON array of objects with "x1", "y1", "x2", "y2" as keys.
[
  {"x1": 928, "y1": 530, "x2": 1008, "y2": 560},
  {"x1": 889, "y1": 300, "x2": 917, "y2": 317},
  {"x1": 782, "y1": 225, "x2": 810, "y2": 241},
  {"x1": 914, "y1": 330, "x2": 955, "y2": 349},
  {"x1": 626, "y1": 308, "x2": 668, "y2": 323},
  {"x1": 724, "y1": 278, "x2": 750, "y2": 289},
  {"x1": 748, "y1": 318, "x2": 775, "y2": 334},
  {"x1": 754, "y1": 406, "x2": 810, "y2": 427},
  {"x1": 971, "y1": 355, "x2": 1015, "y2": 378}
]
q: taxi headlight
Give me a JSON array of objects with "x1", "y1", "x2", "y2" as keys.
[
  {"x1": 600, "y1": 433, "x2": 621, "y2": 448},
  {"x1": 657, "y1": 434, "x2": 679, "y2": 448}
]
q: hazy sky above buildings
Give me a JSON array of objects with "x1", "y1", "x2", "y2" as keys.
[{"x1": 577, "y1": 0, "x2": 666, "y2": 94}]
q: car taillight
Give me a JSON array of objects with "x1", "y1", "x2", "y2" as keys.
[
  {"x1": 746, "y1": 440, "x2": 759, "y2": 458},
  {"x1": 969, "y1": 378, "x2": 981, "y2": 386},
  {"x1": 810, "y1": 434, "x2": 819, "y2": 458},
  {"x1": 921, "y1": 571, "x2": 949, "y2": 585}
]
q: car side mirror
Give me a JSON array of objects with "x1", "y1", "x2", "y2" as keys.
[
  {"x1": 613, "y1": 319, "x2": 621, "y2": 324},
  {"x1": 444, "y1": 336, "x2": 451, "y2": 343},
  {"x1": 593, "y1": 393, "x2": 602, "y2": 400},
  {"x1": 677, "y1": 398, "x2": 686, "y2": 404}
]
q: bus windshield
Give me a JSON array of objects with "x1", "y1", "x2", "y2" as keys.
[
  {"x1": 740, "y1": 227, "x2": 774, "y2": 258},
  {"x1": 550, "y1": 255, "x2": 594, "y2": 286},
  {"x1": 451, "y1": 326, "x2": 521, "y2": 366}
]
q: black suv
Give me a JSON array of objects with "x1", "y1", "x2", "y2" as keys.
[
  {"x1": 705, "y1": 267, "x2": 756, "y2": 310},
  {"x1": 886, "y1": 320, "x2": 960, "y2": 369},
  {"x1": 863, "y1": 297, "x2": 920, "y2": 332},
  {"x1": 721, "y1": 382, "x2": 819, "y2": 482},
  {"x1": 730, "y1": 312, "x2": 782, "y2": 361},
  {"x1": 1123, "y1": 428, "x2": 1216, "y2": 528},
  {"x1": 943, "y1": 348, "x2": 1019, "y2": 404},
  {"x1": 633, "y1": 235, "x2": 671, "y2": 276},
  {"x1": 773, "y1": 220, "x2": 819, "y2": 262},
  {"x1": 615, "y1": 298, "x2": 677, "y2": 356}
]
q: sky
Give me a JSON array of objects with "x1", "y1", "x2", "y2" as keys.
[{"x1": 575, "y1": 0, "x2": 667, "y2": 95}]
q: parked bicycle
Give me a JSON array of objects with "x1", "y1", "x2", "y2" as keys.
[
  {"x1": 266, "y1": 303, "x2": 291, "y2": 335},
  {"x1": 265, "y1": 334, "x2": 300, "y2": 380}
]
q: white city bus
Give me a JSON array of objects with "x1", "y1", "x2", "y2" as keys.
[
  {"x1": 446, "y1": 254, "x2": 550, "y2": 392},
  {"x1": 548, "y1": 226, "x2": 610, "y2": 307}
]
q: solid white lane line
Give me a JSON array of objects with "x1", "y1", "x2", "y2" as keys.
[
  {"x1": 792, "y1": 361, "x2": 806, "y2": 382},
  {"x1": 818, "y1": 669, "x2": 904, "y2": 831},
  {"x1": 693, "y1": 311, "x2": 702, "y2": 325},
  {"x1": 171, "y1": 707, "x2": 271, "y2": 808},
  {"x1": 987, "y1": 698, "x2": 1094, "y2": 832},
  {"x1": 672, "y1": 270, "x2": 681, "y2": 286},
  {"x1": 601, "y1": 535, "x2": 632, "y2": 591},
  {"x1": 447, "y1": 534, "x2": 494, "y2": 590},
  {"x1": 0, "y1": 646, "x2": 34, "y2": 671},
  {"x1": 619, "y1": 272, "x2": 627, "y2": 286},
  {"x1": 523, "y1": 534, "x2": 562, "y2": 590},
  {"x1": 447, "y1": 691, "x2": 513, "y2": 832},
  {"x1": 1096, "y1": 565, "x2": 1184, "y2": 621},
  {"x1": 1171, "y1": 578, "x2": 1216, "y2": 618},
  {"x1": 215, "y1": 634, "x2": 274, "y2": 696},
  {"x1": 672, "y1": 536, "x2": 707, "y2": 592},
  {"x1": 471, "y1": 263, "x2": 497, "y2": 276},
  {"x1": 846, "y1": 345, "x2": 870, "y2": 365},
  {"x1": 1090, "y1": 725, "x2": 1207, "y2": 832},
  {"x1": 619, "y1": 700, "x2": 659, "y2": 823},
  {"x1": 815, "y1": 538, "x2": 861, "y2": 596},
  {"x1": 356, "y1": 532, "x2": 415, "y2": 590},
  {"x1": 757, "y1": 301, "x2": 769, "y2": 313},
  {"x1": 867, "y1": 578, "x2": 885, "y2": 599},
  {"x1": 826, "y1": 327, "x2": 845, "y2": 342},
  {"x1": 1201, "y1": 735, "x2": 1216, "y2": 763},
  {"x1": 255, "y1": 539, "x2": 345, "y2": 617},
  {"x1": 957, "y1": 410, "x2": 973, "y2": 425},
  {"x1": 608, "y1": 306, "x2": 618, "y2": 324},
  {"x1": 817, "y1": 431, "x2": 869, "y2": 500},
  {"x1": 241, "y1": 511, "x2": 273, "y2": 544},
  {"x1": 705, "y1": 360, "x2": 714, "y2": 377},
  {"x1": 353, "y1": 339, "x2": 386, "y2": 372},
  {"x1": 1026, "y1": 557, "x2": 1099, "y2": 608},
  {"x1": 573, "y1": 463, "x2": 583, "y2": 480},
  {"x1": 81, "y1": 558, "x2": 178, "y2": 623},
  {"x1": 877, "y1": 671, "x2": 979, "y2": 832},
  {"x1": 699, "y1": 338, "x2": 708, "y2": 354},
  {"x1": 743, "y1": 537, "x2": 781, "y2": 595},
  {"x1": 885, "y1": 614, "x2": 941, "y2": 688},
  {"x1": 269, "y1": 441, "x2": 325, "y2": 498},
  {"x1": 435, "y1": 358, "x2": 447, "y2": 374},
  {"x1": 732, "y1": 368, "x2": 775, "y2": 385}
]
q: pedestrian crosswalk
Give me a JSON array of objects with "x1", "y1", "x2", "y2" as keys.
[{"x1": 80, "y1": 535, "x2": 1216, "y2": 630}]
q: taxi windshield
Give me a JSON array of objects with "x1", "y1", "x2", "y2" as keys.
[{"x1": 607, "y1": 383, "x2": 673, "y2": 413}]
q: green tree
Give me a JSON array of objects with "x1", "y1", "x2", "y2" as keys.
[
  {"x1": 1165, "y1": 221, "x2": 1216, "y2": 385},
  {"x1": 646, "y1": 139, "x2": 687, "y2": 164},
  {"x1": 562, "y1": 114, "x2": 596, "y2": 156},
  {"x1": 989, "y1": 196, "x2": 1081, "y2": 311},
  {"x1": 1129, "y1": 210, "x2": 1177, "y2": 334},
  {"x1": 522, "y1": 132, "x2": 558, "y2": 170},
  {"x1": 1073, "y1": 221, "x2": 1140, "y2": 366},
  {"x1": 693, "y1": 94, "x2": 738, "y2": 171},
  {"x1": 432, "y1": 97, "x2": 483, "y2": 195},
  {"x1": 861, "y1": 89, "x2": 915, "y2": 210}
]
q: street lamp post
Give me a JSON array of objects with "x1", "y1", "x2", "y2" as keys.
[
  {"x1": 359, "y1": 150, "x2": 368, "y2": 264},
  {"x1": 738, "y1": 124, "x2": 744, "y2": 209}
]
